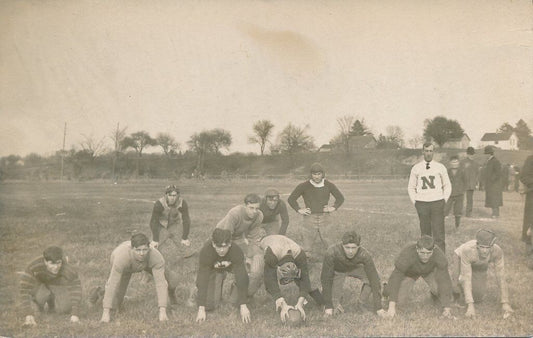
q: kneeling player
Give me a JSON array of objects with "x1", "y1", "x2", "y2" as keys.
[
  {"x1": 452, "y1": 229, "x2": 513, "y2": 318},
  {"x1": 194, "y1": 229, "x2": 251, "y2": 323},
  {"x1": 100, "y1": 233, "x2": 178, "y2": 323},
  {"x1": 260, "y1": 234, "x2": 323, "y2": 323},
  {"x1": 320, "y1": 231, "x2": 387, "y2": 317},
  {"x1": 19, "y1": 246, "x2": 82, "y2": 326},
  {"x1": 384, "y1": 235, "x2": 454, "y2": 318}
]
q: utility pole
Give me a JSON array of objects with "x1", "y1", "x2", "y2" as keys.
[{"x1": 60, "y1": 122, "x2": 67, "y2": 180}]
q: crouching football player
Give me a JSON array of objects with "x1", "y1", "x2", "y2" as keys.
[
  {"x1": 194, "y1": 228, "x2": 251, "y2": 323},
  {"x1": 260, "y1": 234, "x2": 323, "y2": 323},
  {"x1": 100, "y1": 233, "x2": 179, "y2": 323},
  {"x1": 384, "y1": 235, "x2": 454, "y2": 319},
  {"x1": 320, "y1": 231, "x2": 387, "y2": 317},
  {"x1": 452, "y1": 229, "x2": 513, "y2": 319},
  {"x1": 19, "y1": 246, "x2": 82, "y2": 327}
]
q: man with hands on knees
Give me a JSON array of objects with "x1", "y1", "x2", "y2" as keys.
[
  {"x1": 452, "y1": 229, "x2": 513, "y2": 319},
  {"x1": 194, "y1": 228, "x2": 251, "y2": 324},
  {"x1": 383, "y1": 235, "x2": 454, "y2": 319},
  {"x1": 19, "y1": 246, "x2": 82, "y2": 327},
  {"x1": 320, "y1": 231, "x2": 387, "y2": 318},
  {"x1": 100, "y1": 233, "x2": 178, "y2": 323},
  {"x1": 260, "y1": 234, "x2": 324, "y2": 323}
]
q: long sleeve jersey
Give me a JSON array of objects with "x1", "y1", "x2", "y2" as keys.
[
  {"x1": 388, "y1": 244, "x2": 453, "y2": 307},
  {"x1": 149, "y1": 196, "x2": 191, "y2": 241},
  {"x1": 461, "y1": 157, "x2": 480, "y2": 190},
  {"x1": 321, "y1": 244, "x2": 382, "y2": 311},
  {"x1": 261, "y1": 235, "x2": 311, "y2": 300},
  {"x1": 19, "y1": 257, "x2": 82, "y2": 316},
  {"x1": 195, "y1": 240, "x2": 249, "y2": 306},
  {"x1": 408, "y1": 160, "x2": 451, "y2": 204},
  {"x1": 454, "y1": 240, "x2": 508, "y2": 304},
  {"x1": 103, "y1": 241, "x2": 168, "y2": 309},
  {"x1": 259, "y1": 198, "x2": 290, "y2": 235},
  {"x1": 288, "y1": 179, "x2": 344, "y2": 214},
  {"x1": 216, "y1": 205, "x2": 264, "y2": 241},
  {"x1": 448, "y1": 167, "x2": 467, "y2": 196}
]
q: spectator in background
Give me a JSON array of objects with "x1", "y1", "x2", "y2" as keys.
[
  {"x1": 483, "y1": 146, "x2": 503, "y2": 218},
  {"x1": 519, "y1": 154, "x2": 533, "y2": 266},
  {"x1": 19, "y1": 246, "x2": 82, "y2": 327},
  {"x1": 288, "y1": 162, "x2": 344, "y2": 260},
  {"x1": 260, "y1": 188, "x2": 290, "y2": 236},
  {"x1": 445, "y1": 156, "x2": 467, "y2": 228},
  {"x1": 513, "y1": 165, "x2": 520, "y2": 193},
  {"x1": 461, "y1": 147, "x2": 480, "y2": 217}
]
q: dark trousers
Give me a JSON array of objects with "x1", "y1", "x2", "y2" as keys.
[
  {"x1": 465, "y1": 190, "x2": 474, "y2": 216},
  {"x1": 415, "y1": 199, "x2": 446, "y2": 252},
  {"x1": 523, "y1": 192, "x2": 533, "y2": 244}
]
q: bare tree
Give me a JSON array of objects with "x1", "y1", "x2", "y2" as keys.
[
  {"x1": 248, "y1": 120, "x2": 274, "y2": 156},
  {"x1": 187, "y1": 128, "x2": 232, "y2": 173},
  {"x1": 211, "y1": 128, "x2": 232, "y2": 154},
  {"x1": 156, "y1": 133, "x2": 180, "y2": 157},
  {"x1": 385, "y1": 125, "x2": 405, "y2": 148},
  {"x1": 332, "y1": 115, "x2": 355, "y2": 154},
  {"x1": 80, "y1": 134, "x2": 107, "y2": 161},
  {"x1": 276, "y1": 123, "x2": 315, "y2": 163},
  {"x1": 110, "y1": 123, "x2": 127, "y2": 181},
  {"x1": 408, "y1": 134, "x2": 424, "y2": 149}
]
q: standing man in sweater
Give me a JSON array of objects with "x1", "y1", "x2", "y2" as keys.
[
  {"x1": 320, "y1": 231, "x2": 386, "y2": 317},
  {"x1": 216, "y1": 193, "x2": 264, "y2": 297},
  {"x1": 288, "y1": 162, "x2": 344, "y2": 260},
  {"x1": 19, "y1": 246, "x2": 82, "y2": 327},
  {"x1": 259, "y1": 188, "x2": 290, "y2": 236},
  {"x1": 461, "y1": 147, "x2": 480, "y2": 217},
  {"x1": 384, "y1": 235, "x2": 454, "y2": 319},
  {"x1": 408, "y1": 143, "x2": 451, "y2": 252},
  {"x1": 194, "y1": 229, "x2": 251, "y2": 323}
]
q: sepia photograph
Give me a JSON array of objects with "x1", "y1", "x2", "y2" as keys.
[{"x1": 1, "y1": 0, "x2": 532, "y2": 336}]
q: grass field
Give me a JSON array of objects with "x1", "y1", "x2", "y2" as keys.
[{"x1": 0, "y1": 179, "x2": 531, "y2": 336}]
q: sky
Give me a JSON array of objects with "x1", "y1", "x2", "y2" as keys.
[{"x1": 1, "y1": 0, "x2": 532, "y2": 157}]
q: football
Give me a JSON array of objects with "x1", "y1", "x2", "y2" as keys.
[{"x1": 286, "y1": 308, "x2": 303, "y2": 327}]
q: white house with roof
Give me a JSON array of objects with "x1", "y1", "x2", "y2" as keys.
[
  {"x1": 442, "y1": 134, "x2": 470, "y2": 149},
  {"x1": 479, "y1": 132, "x2": 519, "y2": 150}
]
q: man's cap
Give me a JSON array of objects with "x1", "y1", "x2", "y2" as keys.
[
  {"x1": 43, "y1": 246, "x2": 63, "y2": 262},
  {"x1": 165, "y1": 184, "x2": 180, "y2": 194},
  {"x1": 476, "y1": 229, "x2": 497, "y2": 247},
  {"x1": 265, "y1": 188, "x2": 280, "y2": 197},
  {"x1": 278, "y1": 261, "x2": 301, "y2": 285},
  {"x1": 341, "y1": 231, "x2": 361, "y2": 245},
  {"x1": 484, "y1": 146, "x2": 494, "y2": 155},
  {"x1": 466, "y1": 147, "x2": 475, "y2": 155},
  {"x1": 310, "y1": 162, "x2": 324, "y2": 173},
  {"x1": 212, "y1": 228, "x2": 232, "y2": 247}
]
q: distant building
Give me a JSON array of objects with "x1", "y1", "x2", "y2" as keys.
[
  {"x1": 480, "y1": 131, "x2": 519, "y2": 150},
  {"x1": 442, "y1": 134, "x2": 470, "y2": 149}
]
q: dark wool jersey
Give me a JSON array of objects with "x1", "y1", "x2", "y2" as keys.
[
  {"x1": 321, "y1": 244, "x2": 382, "y2": 310},
  {"x1": 150, "y1": 196, "x2": 191, "y2": 241},
  {"x1": 19, "y1": 257, "x2": 82, "y2": 316},
  {"x1": 259, "y1": 198, "x2": 290, "y2": 235},
  {"x1": 261, "y1": 235, "x2": 311, "y2": 300},
  {"x1": 388, "y1": 243, "x2": 453, "y2": 307},
  {"x1": 288, "y1": 179, "x2": 344, "y2": 214},
  {"x1": 196, "y1": 240, "x2": 249, "y2": 307},
  {"x1": 447, "y1": 167, "x2": 467, "y2": 196}
]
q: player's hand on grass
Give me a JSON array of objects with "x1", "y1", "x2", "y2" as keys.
[
  {"x1": 70, "y1": 315, "x2": 80, "y2": 323},
  {"x1": 240, "y1": 304, "x2": 251, "y2": 323},
  {"x1": 100, "y1": 308, "x2": 111, "y2": 323},
  {"x1": 196, "y1": 306, "x2": 206, "y2": 323},
  {"x1": 150, "y1": 241, "x2": 159, "y2": 249},
  {"x1": 324, "y1": 308, "x2": 333, "y2": 317},
  {"x1": 23, "y1": 315, "x2": 36, "y2": 327},
  {"x1": 323, "y1": 206, "x2": 336, "y2": 213},
  {"x1": 465, "y1": 303, "x2": 475, "y2": 318},
  {"x1": 376, "y1": 309, "x2": 387, "y2": 318},
  {"x1": 295, "y1": 297, "x2": 307, "y2": 321},
  {"x1": 181, "y1": 239, "x2": 191, "y2": 247},
  {"x1": 502, "y1": 303, "x2": 513, "y2": 319},
  {"x1": 298, "y1": 208, "x2": 311, "y2": 216},
  {"x1": 159, "y1": 307, "x2": 168, "y2": 322},
  {"x1": 276, "y1": 297, "x2": 293, "y2": 323}
]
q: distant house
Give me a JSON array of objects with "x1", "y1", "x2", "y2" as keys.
[
  {"x1": 480, "y1": 132, "x2": 519, "y2": 150},
  {"x1": 442, "y1": 134, "x2": 470, "y2": 149},
  {"x1": 348, "y1": 135, "x2": 377, "y2": 151},
  {"x1": 318, "y1": 144, "x2": 333, "y2": 153}
]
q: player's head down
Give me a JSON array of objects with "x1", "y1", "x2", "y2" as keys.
[
  {"x1": 277, "y1": 261, "x2": 301, "y2": 285},
  {"x1": 212, "y1": 228, "x2": 232, "y2": 256},
  {"x1": 476, "y1": 229, "x2": 496, "y2": 259}
]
